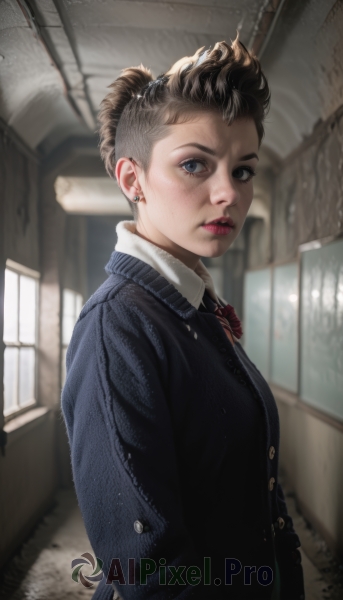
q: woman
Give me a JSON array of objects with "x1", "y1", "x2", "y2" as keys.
[{"x1": 61, "y1": 36, "x2": 305, "y2": 600}]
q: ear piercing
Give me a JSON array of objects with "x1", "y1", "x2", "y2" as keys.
[{"x1": 132, "y1": 195, "x2": 140, "y2": 203}]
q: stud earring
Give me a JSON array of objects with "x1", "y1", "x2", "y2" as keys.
[{"x1": 132, "y1": 195, "x2": 140, "y2": 203}]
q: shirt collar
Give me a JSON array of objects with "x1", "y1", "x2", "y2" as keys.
[{"x1": 113, "y1": 220, "x2": 220, "y2": 310}]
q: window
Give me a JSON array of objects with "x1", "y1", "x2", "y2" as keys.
[
  {"x1": 3, "y1": 260, "x2": 39, "y2": 417},
  {"x1": 61, "y1": 289, "x2": 83, "y2": 386},
  {"x1": 243, "y1": 268, "x2": 272, "y2": 380},
  {"x1": 300, "y1": 238, "x2": 343, "y2": 422},
  {"x1": 271, "y1": 263, "x2": 298, "y2": 393}
]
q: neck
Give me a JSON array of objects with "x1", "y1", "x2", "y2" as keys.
[{"x1": 135, "y1": 222, "x2": 200, "y2": 270}]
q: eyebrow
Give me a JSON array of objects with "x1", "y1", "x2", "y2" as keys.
[{"x1": 173, "y1": 143, "x2": 259, "y2": 161}]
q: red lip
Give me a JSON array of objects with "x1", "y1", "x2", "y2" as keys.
[{"x1": 204, "y1": 216, "x2": 235, "y2": 227}]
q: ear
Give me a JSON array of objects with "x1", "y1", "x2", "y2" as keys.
[{"x1": 115, "y1": 157, "x2": 142, "y2": 200}]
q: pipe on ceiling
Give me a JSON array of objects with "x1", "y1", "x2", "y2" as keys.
[
  {"x1": 16, "y1": 0, "x2": 94, "y2": 130},
  {"x1": 249, "y1": 0, "x2": 288, "y2": 59}
]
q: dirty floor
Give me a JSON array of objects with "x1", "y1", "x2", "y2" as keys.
[{"x1": 0, "y1": 478, "x2": 342, "y2": 600}]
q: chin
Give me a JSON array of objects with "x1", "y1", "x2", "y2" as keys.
[{"x1": 199, "y1": 242, "x2": 233, "y2": 259}]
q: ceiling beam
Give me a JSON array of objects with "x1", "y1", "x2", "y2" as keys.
[
  {"x1": 249, "y1": 0, "x2": 287, "y2": 58},
  {"x1": 16, "y1": 0, "x2": 96, "y2": 131}
]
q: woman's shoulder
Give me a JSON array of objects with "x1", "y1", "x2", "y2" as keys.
[
  {"x1": 68, "y1": 272, "x2": 177, "y2": 367},
  {"x1": 79, "y1": 272, "x2": 169, "y2": 325}
]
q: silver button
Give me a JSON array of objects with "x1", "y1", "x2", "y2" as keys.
[
  {"x1": 268, "y1": 477, "x2": 275, "y2": 491},
  {"x1": 134, "y1": 520, "x2": 144, "y2": 534},
  {"x1": 277, "y1": 517, "x2": 285, "y2": 530},
  {"x1": 269, "y1": 446, "x2": 275, "y2": 460}
]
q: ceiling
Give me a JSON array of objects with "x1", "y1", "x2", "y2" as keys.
[{"x1": 0, "y1": 0, "x2": 340, "y2": 213}]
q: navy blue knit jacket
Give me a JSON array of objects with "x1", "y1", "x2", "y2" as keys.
[{"x1": 61, "y1": 251, "x2": 305, "y2": 600}]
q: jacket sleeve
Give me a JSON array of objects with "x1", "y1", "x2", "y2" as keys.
[
  {"x1": 275, "y1": 482, "x2": 305, "y2": 600},
  {"x1": 61, "y1": 296, "x2": 226, "y2": 600}
]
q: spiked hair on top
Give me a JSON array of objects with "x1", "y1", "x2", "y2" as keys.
[{"x1": 98, "y1": 33, "x2": 270, "y2": 218}]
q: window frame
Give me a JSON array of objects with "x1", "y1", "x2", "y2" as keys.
[{"x1": 3, "y1": 259, "x2": 40, "y2": 424}]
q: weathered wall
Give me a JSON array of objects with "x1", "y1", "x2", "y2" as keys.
[
  {"x1": 276, "y1": 397, "x2": 343, "y2": 558},
  {"x1": 249, "y1": 103, "x2": 343, "y2": 559},
  {"x1": 0, "y1": 129, "x2": 57, "y2": 570},
  {"x1": 1, "y1": 130, "x2": 40, "y2": 272},
  {"x1": 0, "y1": 409, "x2": 56, "y2": 570},
  {"x1": 0, "y1": 128, "x2": 89, "y2": 569},
  {"x1": 272, "y1": 105, "x2": 343, "y2": 263}
]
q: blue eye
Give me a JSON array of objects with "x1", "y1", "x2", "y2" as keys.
[
  {"x1": 233, "y1": 166, "x2": 256, "y2": 182},
  {"x1": 181, "y1": 159, "x2": 206, "y2": 175}
]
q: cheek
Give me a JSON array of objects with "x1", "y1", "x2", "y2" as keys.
[
  {"x1": 240, "y1": 184, "x2": 254, "y2": 211},
  {"x1": 148, "y1": 165, "x2": 205, "y2": 207}
]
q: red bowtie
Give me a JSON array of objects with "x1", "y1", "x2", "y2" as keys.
[{"x1": 213, "y1": 303, "x2": 243, "y2": 340}]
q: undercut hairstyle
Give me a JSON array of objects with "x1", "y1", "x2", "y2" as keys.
[{"x1": 98, "y1": 33, "x2": 271, "y2": 218}]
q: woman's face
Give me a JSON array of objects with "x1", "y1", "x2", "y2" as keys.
[{"x1": 132, "y1": 112, "x2": 259, "y2": 269}]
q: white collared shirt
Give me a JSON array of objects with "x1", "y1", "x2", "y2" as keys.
[{"x1": 114, "y1": 220, "x2": 221, "y2": 309}]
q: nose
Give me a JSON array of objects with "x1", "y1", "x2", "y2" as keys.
[{"x1": 209, "y1": 167, "x2": 239, "y2": 206}]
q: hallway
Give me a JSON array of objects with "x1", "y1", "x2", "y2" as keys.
[{"x1": 1, "y1": 0, "x2": 343, "y2": 599}]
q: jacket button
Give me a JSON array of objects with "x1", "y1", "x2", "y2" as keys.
[
  {"x1": 277, "y1": 517, "x2": 285, "y2": 530},
  {"x1": 134, "y1": 520, "x2": 144, "y2": 534},
  {"x1": 268, "y1": 477, "x2": 275, "y2": 491},
  {"x1": 269, "y1": 446, "x2": 275, "y2": 460}
]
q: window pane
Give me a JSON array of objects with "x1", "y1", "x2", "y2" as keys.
[
  {"x1": 4, "y1": 347, "x2": 18, "y2": 413},
  {"x1": 75, "y1": 293, "x2": 83, "y2": 317},
  {"x1": 63, "y1": 315, "x2": 76, "y2": 346},
  {"x1": 300, "y1": 239, "x2": 343, "y2": 421},
  {"x1": 271, "y1": 263, "x2": 298, "y2": 393},
  {"x1": 61, "y1": 346, "x2": 67, "y2": 388},
  {"x1": 243, "y1": 269, "x2": 271, "y2": 380},
  {"x1": 63, "y1": 289, "x2": 76, "y2": 318},
  {"x1": 19, "y1": 275, "x2": 37, "y2": 344},
  {"x1": 3, "y1": 270, "x2": 18, "y2": 343},
  {"x1": 19, "y1": 347, "x2": 35, "y2": 406},
  {"x1": 63, "y1": 289, "x2": 77, "y2": 345}
]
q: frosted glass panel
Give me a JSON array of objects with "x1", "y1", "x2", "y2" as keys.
[
  {"x1": 271, "y1": 263, "x2": 298, "y2": 392},
  {"x1": 300, "y1": 239, "x2": 343, "y2": 421},
  {"x1": 3, "y1": 270, "x2": 18, "y2": 343},
  {"x1": 19, "y1": 347, "x2": 35, "y2": 406},
  {"x1": 19, "y1": 275, "x2": 37, "y2": 344},
  {"x1": 4, "y1": 347, "x2": 18, "y2": 413},
  {"x1": 243, "y1": 268, "x2": 271, "y2": 379}
]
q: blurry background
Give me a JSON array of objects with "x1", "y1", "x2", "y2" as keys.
[{"x1": 0, "y1": 0, "x2": 343, "y2": 598}]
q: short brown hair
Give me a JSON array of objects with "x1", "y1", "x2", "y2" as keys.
[{"x1": 98, "y1": 33, "x2": 270, "y2": 218}]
